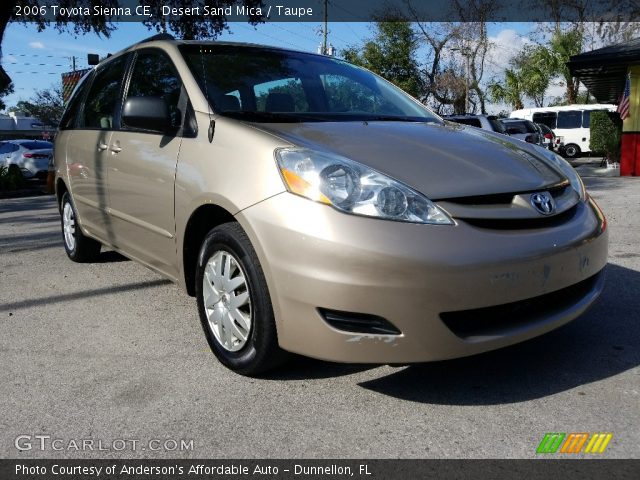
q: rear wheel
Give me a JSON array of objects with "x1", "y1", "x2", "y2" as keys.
[
  {"x1": 563, "y1": 144, "x2": 581, "y2": 159},
  {"x1": 61, "y1": 192, "x2": 101, "y2": 262},
  {"x1": 196, "y1": 222, "x2": 287, "y2": 376}
]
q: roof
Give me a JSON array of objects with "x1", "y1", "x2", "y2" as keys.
[{"x1": 567, "y1": 38, "x2": 640, "y2": 103}]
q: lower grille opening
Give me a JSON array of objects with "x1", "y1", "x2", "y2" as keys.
[
  {"x1": 440, "y1": 272, "x2": 602, "y2": 339},
  {"x1": 318, "y1": 308, "x2": 401, "y2": 335}
]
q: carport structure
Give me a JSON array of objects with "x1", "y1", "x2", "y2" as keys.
[{"x1": 568, "y1": 38, "x2": 640, "y2": 176}]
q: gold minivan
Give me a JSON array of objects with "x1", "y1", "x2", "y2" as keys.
[{"x1": 55, "y1": 34, "x2": 608, "y2": 375}]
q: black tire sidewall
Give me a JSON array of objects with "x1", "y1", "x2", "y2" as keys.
[
  {"x1": 564, "y1": 144, "x2": 580, "y2": 158},
  {"x1": 195, "y1": 224, "x2": 278, "y2": 375}
]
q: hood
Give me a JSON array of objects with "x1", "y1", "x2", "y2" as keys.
[{"x1": 250, "y1": 121, "x2": 566, "y2": 200}]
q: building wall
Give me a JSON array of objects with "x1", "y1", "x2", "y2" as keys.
[{"x1": 621, "y1": 65, "x2": 640, "y2": 176}]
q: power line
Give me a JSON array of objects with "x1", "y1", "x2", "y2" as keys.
[
  {"x1": 5, "y1": 53, "x2": 64, "y2": 58},
  {"x1": 234, "y1": 24, "x2": 302, "y2": 49},
  {"x1": 3, "y1": 62, "x2": 68, "y2": 67},
  {"x1": 270, "y1": 23, "x2": 318, "y2": 45}
]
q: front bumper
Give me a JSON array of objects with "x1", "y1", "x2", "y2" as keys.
[{"x1": 236, "y1": 193, "x2": 608, "y2": 363}]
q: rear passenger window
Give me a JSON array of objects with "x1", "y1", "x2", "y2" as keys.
[
  {"x1": 557, "y1": 110, "x2": 582, "y2": 129},
  {"x1": 59, "y1": 73, "x2": 91, "y2": 130},
  {"x1": 124, "y1": 50, "x2": 184, "y2": 130},
  {"x1": 532, "y1": 112, "x2": 557, "y2": 129},
  {"x1": 80, "y1": 55, "x2": 128, "y2": 130}
]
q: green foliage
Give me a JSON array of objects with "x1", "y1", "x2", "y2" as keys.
[
  {"x1": 0, "y1": 82, "x2": 14, "y2": 111},
  {"x1": 547, "y1": 29, "x2": 584, "y2": 105},
  {"x1": 488, "y1": 69, "x2": 524, "y2": 110},
  {"x1": 511, "y1": 45, "x2": 554, "y2": 107},
  {"x1": 9, "y1": 85, "x2": 65, "y2": 126},
  {"x1": 590, "y1": 111, "x2": 622, "y2": 161},
  {"x1": 342, "y1": 22, "x2": 422, "y2": 99},
  {"x1": 0, "y1": 164, "x2": 26, "y2": 191}
]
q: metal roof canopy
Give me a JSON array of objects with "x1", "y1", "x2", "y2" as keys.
[{"x1": 568, "y1": 38, "x2": 640, "y2": 104}]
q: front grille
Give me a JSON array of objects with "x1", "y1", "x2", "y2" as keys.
[
  {"x1": 318, "y1": 308, "x2": 401, "y2": 335},
  {"x1": 462, "y1": 204, "x2": 578, "y2": 230},
  {"x1": 440, "y1": 272, "x2": 602, "y2": 340},
  {"x1": 440, "y1": 182, "x2": 569, "y2": 206}
]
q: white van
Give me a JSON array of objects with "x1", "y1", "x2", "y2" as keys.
[{"x1": 510, "y1": 104, "x2": 616, "y2": 158}]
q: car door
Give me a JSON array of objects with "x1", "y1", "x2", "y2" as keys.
[
  {"x1": 106, "y1": 48, "x2": 187, "y2": 279},
  {"x1": 66, "y1": 54, "x2": 129, "y2": 245}
]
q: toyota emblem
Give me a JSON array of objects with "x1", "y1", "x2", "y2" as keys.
[{"x1": 530, "y1": 192, "x2": 556, "y2": 215}]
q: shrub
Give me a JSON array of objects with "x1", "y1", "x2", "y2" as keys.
[
  {"x1": 0, "y1": 164, "x2": 26, "y2": 191},
  {"x1": 590, "y1": 111, "x2": 622, "y2": 162}
]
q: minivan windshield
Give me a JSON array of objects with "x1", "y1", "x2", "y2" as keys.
[{"x1": 179, "y1": 44, "x2": 442, "y2": 124}]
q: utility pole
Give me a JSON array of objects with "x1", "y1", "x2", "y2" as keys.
[
  {"x1": 68, "y1": 55, "x2": 77, "y2": 72},
  {"x1": 317, "y1": 0, "x2": 333, "y2": 56},
  {"x1": 322, "y1": 0, "x2": 328, "y2": 55}
]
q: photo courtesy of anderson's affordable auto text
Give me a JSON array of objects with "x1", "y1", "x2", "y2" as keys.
[{"x1": 0, "y1": 0, "x2": 639, "y2": 479}]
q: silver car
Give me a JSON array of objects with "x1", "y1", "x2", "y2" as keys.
[{"x1": 0, "y1": 139, "x2": 53, "y2": 178}]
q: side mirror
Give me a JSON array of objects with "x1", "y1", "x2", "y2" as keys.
[{"x1": 122, "y1": 96, "x2": 170, "y2": 133}]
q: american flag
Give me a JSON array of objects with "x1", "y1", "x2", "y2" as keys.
[{"x1": 618, "y1": 75, "x2": 631, "y2": 120}]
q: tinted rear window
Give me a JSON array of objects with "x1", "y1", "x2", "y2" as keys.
[
  {"x1": 503, "y1": 120, "x2": 536, "y2": 134},
  {"x1": 451, "y1": 118, "x2": 482, "y2": 128},
  {"x1": 20, "y1": 141, "x2": 52, "y2": 150},
  {"x1": 488, "y1": 117, "x2": 506, "y2": 133}
]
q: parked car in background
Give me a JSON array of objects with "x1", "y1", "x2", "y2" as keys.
[
  {"x1": 510, "y1": 104, "x2": 616, "y2": 159},
  {"x1": 537, "y1": 123, "x2": 557, "y2": 150},
  {"x1": 500, "y1": 118, "x2": 544, "y2": 146},
  {"x1": 55, "y1": 35, "x2": 608, "y2": 375},
  {"x1": 444, "y1": 114, "x2": 508, "y2": 135},
  {"x1": 0, "y1": 139, "x2": 53, "y2": 178}
]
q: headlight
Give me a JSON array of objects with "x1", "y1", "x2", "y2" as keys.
[
  {"x1": 275, "y1": 148, "x2": 453, "y2": 225},
  {"x1": 532, "y1": 145, "x2": 586, "y2": 201}
]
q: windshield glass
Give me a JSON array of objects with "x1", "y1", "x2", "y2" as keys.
[{"x1": 179, "y1": 44, "x2": 441, "y2": 124}]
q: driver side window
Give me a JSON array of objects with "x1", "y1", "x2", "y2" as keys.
[{"x1": 124, "y1": 49, "x2": 184, "y2": 131}]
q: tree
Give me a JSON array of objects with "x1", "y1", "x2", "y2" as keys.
[
  {"x1": 0, "y1": 1, "x2": 266, "y2": 90},
  {"x1": 9, "y1": 84, "x2": 64, "y2": 126},
  {"x1": 405, "y1": 0, "x2": 495, "y2": 114},
  {"x1": 343, "y1": 21, "x2": 422, "y2": 99},
  {"x1": 511, "y1": 46, "x2": 555, "y2": 107},
  {"x1": 590, "y1": 111, "x2": 621, "y2": 162},
  {"x1": 0, "y1": 80, "x2": 13, "y2": 110},
  {"x1": 547, "y1": 29, "x2": 583, "y2": 105},
  {"x1": 488, "y1": 69, "x2": 524, "y2": 110}
]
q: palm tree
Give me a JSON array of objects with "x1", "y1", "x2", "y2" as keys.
[{"x1": 489, "y1": 69, "x2": 524, "y2": 110}]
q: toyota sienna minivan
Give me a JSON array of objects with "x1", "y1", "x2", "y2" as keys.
[{"x1": 54, "y1": 34, "x2": 608, "y2": 375}]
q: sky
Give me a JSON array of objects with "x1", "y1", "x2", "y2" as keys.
[{"x1": 1, "y1": 20, "x2": 564, "y2": 114}]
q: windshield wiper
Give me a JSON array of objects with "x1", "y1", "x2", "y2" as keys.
[
  {"x1": 364, "y1": 115, "x2": 440, "y2": 123},
  {"x1": 218, "y1": 110, "x2": 320, "y2": 123}
]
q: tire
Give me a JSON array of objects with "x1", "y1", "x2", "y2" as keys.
[
  {"x1": 60, "y1": 192, "x2": 101, "y2": 262},
  {"x1": 563, "y1": 144, "x2": 581, "y2": 159},
  {"x1": 196, "y1": 222, "x2": 287, "y2": 376}
]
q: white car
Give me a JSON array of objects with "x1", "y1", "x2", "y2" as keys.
[{"x1": 0, "y1": 139, "x2": 53, "y2": 179}]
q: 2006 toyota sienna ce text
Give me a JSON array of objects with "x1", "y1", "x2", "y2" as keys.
[{"x1": 54, "y1": 35, "x2": 608, "y2": 375}]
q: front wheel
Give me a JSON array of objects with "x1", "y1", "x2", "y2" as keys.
[
  {"x1": 195, "y1": 222, "x2": 287, "y2": 376},
  {"x1": 60, "y1": 192, "x2": 101, "y2": 262}
]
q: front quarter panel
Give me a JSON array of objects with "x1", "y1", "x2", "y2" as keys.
[{"x1": 174, "y1": 113, "x2": 289, "y2": 288}]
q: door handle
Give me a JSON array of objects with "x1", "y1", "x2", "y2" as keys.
[
  {"x1": 110, "y1": 145, "x2": 122, "y2": 154},
  {"x1": 97, "y1": 142, "x2": 108, "y2": 151}
]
